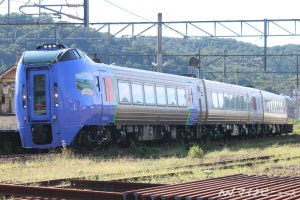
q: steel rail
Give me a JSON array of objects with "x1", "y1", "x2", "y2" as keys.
[
  {"x1": 1, "y1": 174, "x2": 300, "y2": 199},
  {"x1": 0, "y1": 183, "x2": 123, "y2": 200},
  {"x1": 124, "y1": 174, "x2": 300, "y2": 200}
]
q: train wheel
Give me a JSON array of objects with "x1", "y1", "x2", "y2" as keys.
[{"x1": 71, "y1": 126, "x2": 111, "y2": 150}]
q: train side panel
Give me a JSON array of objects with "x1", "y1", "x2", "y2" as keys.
[
  {"x1": 203, "y1": 80, "x2": 264, "y2": 125},
  {"x1": 110, "y1": 66, "x2": 200, "y2": 126},
  {"x1": 261, "y1": 91, "x2": 288, "y2": 124}
]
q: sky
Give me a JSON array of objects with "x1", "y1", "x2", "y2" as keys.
[{"x1": 1, "y1": 0, "x2": 300, "y2": 46}]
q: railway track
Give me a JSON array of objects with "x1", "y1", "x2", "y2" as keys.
[
  {"x1": 0, "y1": 153, "x2": 52, "y2": 163},
  {"x1": 0, "y1": 174, "x2": 299, "y2": 199},
  {"x1": 110, "y1": 155, "x2": 300, "y2": 182},
  {"x1": 1, "y1": 153, "x2": 299, "y2": 182},
  {"x1": 1, "y1": 150, "x2": 300, "y2": 199}
]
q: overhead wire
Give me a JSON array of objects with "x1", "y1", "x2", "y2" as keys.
[
  {"x1": 103, "y1": 0, "x2": 153, "y2": 22},
  {"x1": 102, "y1": 0, "x2": 187, "y2": 37}
]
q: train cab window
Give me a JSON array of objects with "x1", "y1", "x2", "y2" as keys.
[
  {"x1": 167, "y1": 87, "x2": 177, "y2": 106},
  {"x1": 118, "y1": 81, "x2": 131, "y2": 104},
  {"x1": 212, "y1": 92, "x2": 219, "y2": 108},
  {"x1": 132, "y1": 83, "x2": 144, "y2": 104},
  {"x1": 156, "y1": 86, "x2": 166, "y2": 106},
  {"x1": 73, "y1": 49, "x2": 81, "y2": 58},
  {"x1": 144, "y1": 84, "x2": 155, "y2": 105},
  {"x1": 33, "y1": 75, "x2": 46, "y2": 115},
  {"x1": 177, "y1": 88, "x2": 187, "y2": 107},
  {"x1": 59, "y1": 49, "x2": 79, "y2": 61}
]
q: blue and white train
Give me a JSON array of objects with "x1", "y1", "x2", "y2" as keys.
[{"x1": 14, "y1": 44, "x2": 293, "y2": 149}]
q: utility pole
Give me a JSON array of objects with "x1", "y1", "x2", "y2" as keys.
[
  {"x1": 264, "y1": 19, "x2": 267, "y2": 71},
  {"x1": 7, "y1": 0, "x2": 10, "y2": 22},
  {"x1": 84, "y1": 0, "x2": 89, "y2": 28},
  {"x1": 157, "y1": 13, "x2": 163, "y2": 72},
  {"x1": 198, "y1": 49, "x2": 201, "y2": 78},
  {"x1": 297, "y1": 55, "x2": 299, "y2": 89},
  {"x1": 236, "y1": 67, "x2": 239, "y2": 85},
  {"x1": 223, "y1": 50, "x2": 227, "y2": 83}
]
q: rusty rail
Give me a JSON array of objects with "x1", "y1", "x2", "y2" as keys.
[
  {"x1": 1, "y1": 174, "x2": 300, "y2": 199},
  {"x1": 0, "y1": 179, "x2": 164, "y2": 200},
  {"x1": 0, "y1": 183, "x2": 122, "y2": 200},
  {"x1": 124, "y1": 174, "x2": 300, "y2": 200}
]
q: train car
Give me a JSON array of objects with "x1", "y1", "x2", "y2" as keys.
[
  {"x1": 202, "y1": 80, "x2": 291, "y2": 138},
  {"x1": 14, "y1": 44, "x2": 293, "y2": 149}
]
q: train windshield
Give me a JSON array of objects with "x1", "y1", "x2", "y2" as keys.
[{"x1": 23, "y1": 50, "x2": 63, "y2": 64}]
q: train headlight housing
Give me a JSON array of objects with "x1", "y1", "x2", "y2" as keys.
[
  {"x1": 54, "y1": 83, "x2": 59, "y2": 107},
  {"x1": 22, "y1": 84, "x2": 27, "y2": 109}
]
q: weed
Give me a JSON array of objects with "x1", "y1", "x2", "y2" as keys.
[
  {"x1": 188, "y1": 144, "x2": 204, "y2": 158},
  {"x1": 61, "y1": 140, "x2": 74, "y2": 159}
]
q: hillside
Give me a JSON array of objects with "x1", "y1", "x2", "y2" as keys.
[{"x1": 0, "y1": 13, "x2": 299, "y2": 94}]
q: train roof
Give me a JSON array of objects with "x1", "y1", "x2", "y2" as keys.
[
  {"x1": 105, "y1": 63, "x2": 200, "y2": 82},
  {"x1": 21, "y1": 44, "x2": 92, "y2": 65}
]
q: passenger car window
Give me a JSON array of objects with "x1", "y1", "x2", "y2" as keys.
[
  {"x1": 177, "y1": 88, "x2": 187, "y2": 107},
  {"x1": 212, "y1": 92, "x2": 219, "y2": 108},
  {"x1": 167, "y1": 87, "x2": 177, "y2": 106},
  {"x1": 218, "y1": 92, "x2": 224, "y2": 108},
  {"x1": 156, "y1": 86, "x2": 166, "y2": 106},
  {"x1": 240, "y1": 95, "x2": 246, "y2": 110},
  {"x1": 229, "y1": 93, "x2": 235, "y2": 109},
  {"x1": 132, "y1": 83, "x2": 144, "y2": 104},
  {"x1": 224, "y1": 93, "x2": 229, "y2": 108},
  {"x1": 144, "y1": 84, "x2": 155, "y2": 105},
  {"x1": 118, "y1": 81, "x2": 131, "y2": 103}
]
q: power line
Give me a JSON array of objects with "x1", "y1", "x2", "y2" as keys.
[{"x1": 103, "y1": 0, "x2": 152, "y2": 22}]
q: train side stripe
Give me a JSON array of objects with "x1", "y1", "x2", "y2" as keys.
[
  {"x1": 109, "y1": 68, "x2": 118, "y2": 123},
  {"x1": 186, "y1": 86, "x2": 198, "y2": 125},
  {"x1": 104, "y1": 78, "x2": 114, "y2": 102}
]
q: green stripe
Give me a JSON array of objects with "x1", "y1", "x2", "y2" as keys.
[{"x1": 186, "y1": 109, "x2": 191, "y2": 125}]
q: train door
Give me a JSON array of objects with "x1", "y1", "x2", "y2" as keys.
[
  {"x1": 198, "y1": 79, "x2": 207, "y2": 124},
  {"x1": 93, "y1": 74, "x2": 103, "y2": 115},
  {"x1": 250, "y1": 93, "x2": 258, "y2": 124},
  {"x1": 27, "y1": 69, "x2": 51, "y2": 122}
]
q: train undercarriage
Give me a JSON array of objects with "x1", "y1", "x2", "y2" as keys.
[{"x1": 71, "y1": 123, "x2": 293, "y2": 149}]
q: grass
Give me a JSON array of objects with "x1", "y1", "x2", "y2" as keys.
[{"x1": 1, "y1": 129, "x2": 300, "y2": 184}]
